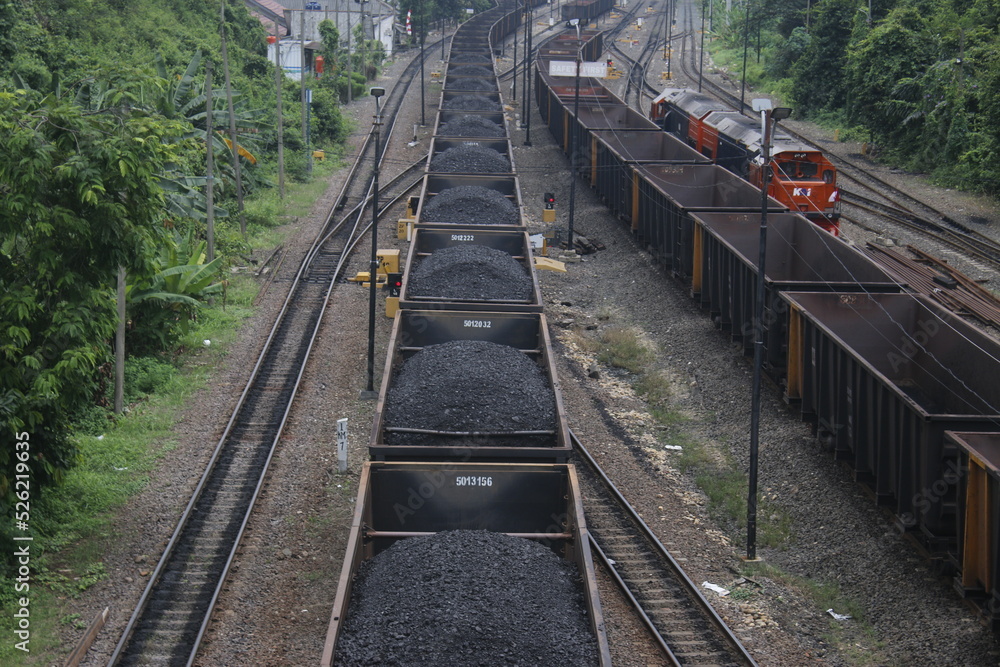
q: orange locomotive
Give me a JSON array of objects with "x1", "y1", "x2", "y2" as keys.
[{"x1": 650, "y1": 88, "x2": 840, "y2": 234}]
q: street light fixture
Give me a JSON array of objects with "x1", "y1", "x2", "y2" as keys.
[
  {"x1": 361, "y1": 86, "x2": 386, "y2": 400},
  {"x1": 745, "y1": 98, "x2": 792, "y2": 559},
  {"x1": 567, "y1": 18, "x2": 581, "y2": 252},
  {"x1": 523, "y1": 1, "x2": 534, "y2": 145}
]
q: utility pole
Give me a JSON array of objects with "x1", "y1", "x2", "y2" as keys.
[
  {"x1": 220, "y1": 0, "x2": 246, "y2": 236},
  {"x1": 205, "y1": 60, "x2": 215, "y2": 260},
  {"x1": 115, "y1": 267, "x2": 125, "y2": 415},
  {"x1": 274, "y1": 19, "x2": 286, "y2": 198},
  {"x1": 301, "y1": 11, "x2": 312, "y2": 175}
]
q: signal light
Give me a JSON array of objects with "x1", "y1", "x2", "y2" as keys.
[
  {"x1": 386, "y1": 272, "x2": 403, "y2": 297},
  {"x1": 607, "y1": 58, "x2": 613, "y2": 68},
  {"x1": 543, "y1": 193, "x2": 555, "y2": 209}
]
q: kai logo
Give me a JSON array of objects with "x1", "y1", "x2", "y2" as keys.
[{"x1": 793, "y1": 187, "x2": 813, "y2": 197}]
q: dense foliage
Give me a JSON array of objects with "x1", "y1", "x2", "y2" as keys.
[
  {"x1": 0, "y1": 0, "x2": 495, "y2": 535},
  {"x1": 0, "y1": 90, "x2": 187, "y2": 509},
  {"x1": 712, "y1": 0, "x2": 1000, "y2": 193}
]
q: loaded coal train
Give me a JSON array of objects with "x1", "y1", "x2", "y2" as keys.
[
  {"x1": 533, "y1": 26, "x2": 1000, "y2": 629},
  {"x1": 321, "y1": 2, "x2": 615, "y2": 665}
]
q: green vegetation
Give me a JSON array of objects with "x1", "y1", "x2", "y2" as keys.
[
  {"x1": 739, "y1": 560, "x2": 884, "y2": 661},
  {"x1": 707, "y1": 0, "x2": 1000, "y2": 194},
  {"x1": 580, "y1": 322, "x2": 792, "y2": 549}
]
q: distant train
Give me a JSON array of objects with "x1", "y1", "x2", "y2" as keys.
[{"x1": 650, "y1": 89, "x2": 840, "y2": 234}]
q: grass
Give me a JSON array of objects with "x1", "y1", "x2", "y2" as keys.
[
  {"x1": 738, "y1": 561, "x2": 885, "y2": 663},
  {"x1": 0, "y1": 165, "x2": 335, "y2": 665},
  {"x1": 579, "y1": 319, "x2": 793, "y2": 550},
  {"x1": 580, "y1": 325, "x2": 655, "y2": 373}
]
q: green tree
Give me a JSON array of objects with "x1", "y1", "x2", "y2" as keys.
[
  {"x1": 844, "y1": 5, "x2": 935, "y2": 140},
  {"x1": 789, "y1": 0, "x2": 858, "y2": 115},
  {"x1": 0, "y1": 90, "x2": 185, "y2": 520}
]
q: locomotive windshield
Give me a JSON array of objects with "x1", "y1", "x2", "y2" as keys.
[{"x1": 775, "y1": 159, "x2": 821, "y2": 181}]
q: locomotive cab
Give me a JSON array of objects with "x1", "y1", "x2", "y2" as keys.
[{"x1": 767, "y1": 146, "x2": 840, "y2": 234}]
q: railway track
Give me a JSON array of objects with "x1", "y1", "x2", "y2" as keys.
[
  {"x1": 572, "y1": 431, "x2": 756, "y2": 667},
  {"x1": 659, "y1": 0, "x2": 1000, "y2": 271},
  {"x1": 106, "y1": 46, "x2": 432, "y2": 667}
]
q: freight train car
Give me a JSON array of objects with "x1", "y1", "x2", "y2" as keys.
[
  {"x1": 650, "y1": 88, "x2": 841, "y2": 233},
  {"x1": 323, "y1": 3, "x2": 610, "y2": 664},
  {"x1": 322, "y1": 462, "x2": 611, "y2": 665},
  {"x1": 533, "y1": 25, "x2": 1000, "y2": 629}
]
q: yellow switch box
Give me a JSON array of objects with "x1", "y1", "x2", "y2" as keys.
[
  {"x1": 377, "y1": 249, "x2": 400, "y2": 274},
  {"x1": 385, "y1": 296, "x2": 400, "y2": 318},
  {"x1": 543, "y1": 208, "x2": 556, "y2": 223}
]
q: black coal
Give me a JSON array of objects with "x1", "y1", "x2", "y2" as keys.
[
  {"x1": 431, "y1": 144, "x2": 511, "y2": 174},
  {"x1": 422, "y1": 186, "x2": 519, "y2": 226},
  {"x1": 409, "y1": 245, "x2": 533, "y2": 302},
  {"x1": 449, "y1": 65, "x2": 494, "y2": 77},
  {"x1": 336, "y1": 530, "x2": 599, "y2": 666},
  {"x1": 384, "y1": 340, "x2": 556, "y2": 447},
  {"x1": 450, "y1": 53, "x2": 493, "y2": 64},
  {"x1": 448, "y1": 77, "x2": 497, "y2": 92},
  {"x1": 444, "y1": 94, "x2": 502, "y2": 111},
  {"x1": 439, "y1": 115, "x2": 505, "y2": 138}
]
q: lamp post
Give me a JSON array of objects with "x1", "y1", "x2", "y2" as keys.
[
  {"x1": 419, "y1": 0, "x2": 425, "y2": 125},
  {"x1": 523, "y1": 0, "x2": 533, "y2": 146},
  {"x1": 361, "y1": 86, "x2": 386, "y2": 400},
  {"x1": 521, "y1": 0, "x2": 530, "y2": 127},
  {"x1": 567, "y1": 18, "x2": 581, "y2": 252},
  {"x1": 512, "y1": 2, "x2": 519, "y2": 101},
  {"x1": 746, "y1": 98, "x2": 792, "y2": 560},
  {"x1": 740, "y1": 1, "x2": 751, "y2": 113},
  {"x1": 698, "y1": 0, "x2": 706, "y2": 92}
]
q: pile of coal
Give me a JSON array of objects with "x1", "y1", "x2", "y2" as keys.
[
  {"x1": 430, "y1": 144, "x2": 510, "y2": 173},
  {"x1": 409, "y1": 245, "x2": 532, "y2": 302},
  {"x1": 422, "y1": 186, "x2": 519, "y2": 226},
  {"x1": 448, "y1": 65, "x2": 494, "y2": 77},
  {"x1": 337, "y1": 530, "x2": 599, "y2": 666},
  {"x1": 384, "y1": 340, "x2": 555, "y2": 447},
  {"x1": 443, "y1": 94, "x2": 502, "y2": 111},
  {"x1": 439, "y1": 114, "x2": 505, "y2": 137},
  {"x1": 450, "y1": 53, "x2": 493, "y2": 64},
  {"x1": 447, "y1": 77, "x2": 496, "y2": 92}
]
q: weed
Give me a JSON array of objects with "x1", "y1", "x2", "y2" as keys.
[
  {"x1": 36, "y1": 563, "x2": 107, "y2": 599},
  {"x1": 595, "y1": 326, "x2": 654, "y2": 373},
  {"x1": 635, "y1": 371, "x2": 671, "y2": 406}
]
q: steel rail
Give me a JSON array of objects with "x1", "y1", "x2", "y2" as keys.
[
  {"x1": 107, "y1": 49, "x2": 430, "y2": 667},
  {"x1": 588, "y1": 533, "x2": 677, "y2": 663},
  {"x1": 571, "y1": 429, "x2": 757, "y2": 667},
  {"x1": 668, "y1": 0, "x2": 1000, "y2": 260}
]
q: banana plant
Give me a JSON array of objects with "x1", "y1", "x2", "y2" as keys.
[{"x1": 127, "y1": 229, "x2": 225, "y2": 332}]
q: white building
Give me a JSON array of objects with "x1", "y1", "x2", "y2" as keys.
[{"x1": 257, "y1": 0, "x2": 398, "y2": 80}]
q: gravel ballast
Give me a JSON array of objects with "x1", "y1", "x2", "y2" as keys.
[
  {"x1": 422, "y1": 185, "x2": 519, "y2": 226},
  {"x1": 384, "y1": 340, "x2": 556, "y2": 447},
  {"x1": 430, "y1": 144, "x2": 511, "y2": 173},
  {"x1": 443, "y1": 94, "x2": 502, "y2": 111},
  {"x1": 439, "y1": 114, "x2": 506, "y2": 137},
  {"x1": 409, "y1": 244, "x2": 533, "y2": 301},
  {"x1": 336, "y1": 530, "x2": 599, "y2": 666}
]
